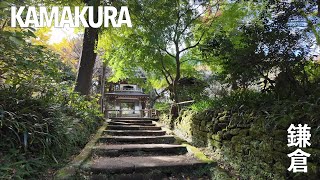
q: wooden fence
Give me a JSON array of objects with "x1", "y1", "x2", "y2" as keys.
[{"x1": 105, "y1": 109, "x2": 158, "y2": 118}]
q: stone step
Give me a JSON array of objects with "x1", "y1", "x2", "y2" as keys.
[
  {"x1": 99, "y1": 135, "x2": 176, "y2": 144},
  {"x1": 107, "y1": 125, "x2": 161, "y2": 130},
  {"x1": 93, "y1": 144, "x2": 188, "y2": 157},
  {"x1": 104, "y1": 130, "x2": 166, "y2": 136},
  {"x1": 110, "y1": 119, "x2": 153, "y2": 124},
  {"x1": 91, "y1": 171, "x2": 211, "y2": 180},
  {"x1": 108, "y1": 121, "x2": 156, "y2": 126},
  {"x1": 85, "y1": 155, "x2": 207, "y2": 174}
]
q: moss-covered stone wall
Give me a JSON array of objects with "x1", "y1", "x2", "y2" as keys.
[{"x1": 160, "y1": 109, "x2": 320, "y2": 179}]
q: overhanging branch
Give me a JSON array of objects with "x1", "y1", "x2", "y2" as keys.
[
  {"x1": 157, "y1": 45, "x2": 176, "y2": 59},
  {"x1": 179, "y1": 3, "x2": 221, "y2": 54},
  {"x1": 160, "y1": 56, "x2": 174, "y2": 82}
]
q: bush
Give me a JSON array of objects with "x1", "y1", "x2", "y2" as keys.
[
  {"x1": 154, "y1": 102, "x2": 171, "y2": 114},
  {"x1": 0, "y1": 26, "x2": 103, "y2": 179},
  {"x1": 190, "y1": 100, "x2": 215, "y2": 112},
  {"x1": 0, "y1": 84, "x2": 103, "y2": 179}
]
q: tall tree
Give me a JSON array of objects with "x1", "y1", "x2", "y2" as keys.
[{"x1": 74, "y1": 0, "x2": 100, "y2": 95}]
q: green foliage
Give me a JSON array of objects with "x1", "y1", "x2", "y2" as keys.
[
  {"x1": 99, "y1": 0, "x2": 214, "y2": 101},
  {"x1": 177, "y1": 77, "x2": 208, "y2": 102},
  {"x1": 190, "y1": 100, "x2": 214, "y2": 112},
  {"x1": 154, "y1": 102, "x2": 171, "y2": 114},
  {"x1": 0, "y1": 7, "x2": 102, "y2": 179},
  {"x1": 0, "y1": 82, "x2": 102, "y2": 178},
  {"x1": 0, "y1": 68, "x2": 101, "y2": 179},
  {"x1": 202, "y1": 0, "x2": 319, "y2": 95},
  {"x1": 0, "y1": 149, "x2": 45, "y2": 179}
]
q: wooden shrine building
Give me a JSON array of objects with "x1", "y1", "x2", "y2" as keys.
[{"x1": 105, "y1": 81, "x2": 155, "y2": 118}]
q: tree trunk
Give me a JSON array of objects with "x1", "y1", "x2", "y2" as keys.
[
  {"x1": 74, "y1": 0, "x2": 100, "y2": 95},
  {"x1": 172, "y1": 46, "x2": 181, "y2": 103},
  {"x1": 170, "y1": 50, "x2": 181, "y2": 118},
  {"x1": 74, "y1": 27, "x2": 99, "y2": 95},
  {"x1": 172, "y1": 81, "x2": 179, "y2": 103}
]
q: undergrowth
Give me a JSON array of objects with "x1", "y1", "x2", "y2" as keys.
[
  {"x1": 0, "y1": 86, "x2": 103, "y2": 179},
  {"x1": 0, "y1": 26, "x2": 103, "y2": 179}
]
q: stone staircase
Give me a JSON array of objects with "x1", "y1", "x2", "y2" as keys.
[{"x1": 81, "y1": 117, "x2": 210, "y2": 179}]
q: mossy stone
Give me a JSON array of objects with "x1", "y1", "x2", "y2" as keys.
[
  {"x1": 211, "y1": 134, "x2": 219, "y2": 141},
  {"x1": 212, "y1": 123, "x2": 222, "y2": 133},
  {"x1": 206, "y1": 121, "x2": 214, "y2": 130},
  {"x1": 250, "y1": 140, "x2": 261, "y2": 149},
  {"x1": 273, "y1": 130, "x2": 287, "y2": 141},
  {"x1": 272, "y1": 162, "x2": 287, "y2": 179},
  {"x1": 249, "y1": 128, "x2": 262, "y2": 137},
  {"x1": 305, "y1": 148, "x2": 320, "y2": 163},
  {"x1": 234, "y1": 143, "x2": 243, "y2": 153},
  {"x1": 217, "y1": 123, "x2": 228, "y2": 129},
  {"x1": 200, "y1": 120, "x2": 206, "y2": 127},
  {"x1": 276, "y1": 116, "x2": 296, "y2": 130},
  {"x1": 273, "y1": 140, "x2": 289, "y2": 153},
  {"x1": 238, "y1": 129, "x2": 249, "y2": 136},
  {"x1": 218, "y1": 114, "x2": 229, "y2": 123},
  {"x1": 221, "y1": 132, "x2": 233, "y2": 140},
  {"x1": 210, "y1": 139, "x2": 222, "y2": 149},
  {"x1": 259, "y1": 140, "x2": 273, "y2": 152},
  {"x1": 210, "y1": 167, "x2": 233, "y2": 180},
  {"x1": 257, "y1": 134, "x2": 273, "y2": 142},
  {"x1": 310, "y1": 134, "x2": 320, "y2": 148},
  {"x1": 231, "y1": 135, "x2": 242, "y2": 144},
  {"x1": 271, "y1": 151, "x2": 288, "y2": 165},
  {"x1": 200, "y1": 125, "x2": 207, "y2": 132},
  {"x1": 229, "y1": 128, "x2": 241, "y2": 135}
]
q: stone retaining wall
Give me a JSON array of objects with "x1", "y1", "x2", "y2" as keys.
[{"x1": 160, "y1": 109, "x2": 320, "y2": 179}]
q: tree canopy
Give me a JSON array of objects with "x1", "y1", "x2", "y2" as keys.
[{"x1": 99, "y1": 0, "x2": 220, "y2": 103}]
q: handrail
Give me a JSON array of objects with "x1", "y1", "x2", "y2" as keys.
[
  {"x1": 170, "y1": 100, "x2": 195, "y2": 113},
  {"x1": 176, "y1": 100, "x2": 194, "y2": 105},
  {"x1": 105, "y1": 109, "x2": 158, "y2": 118}
]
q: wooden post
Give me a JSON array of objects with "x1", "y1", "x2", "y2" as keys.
[{"x1": 141, "y1": 100, "x2": 146, "y2": 117}]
